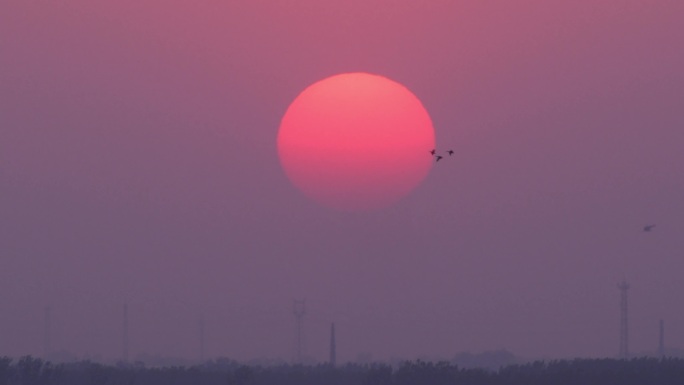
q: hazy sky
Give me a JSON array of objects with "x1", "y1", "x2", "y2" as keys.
[{"x1": 1, "y1": 0, "x2": 683, "y2": 363}]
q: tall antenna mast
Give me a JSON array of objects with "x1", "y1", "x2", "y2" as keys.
[
  {"x1": 293, "y1": 299, "x2": 306, "y2": 364},
  {"x1": 618, "y1": 281, "x2": 630, "y2": 359},
  {"x1": 330, "y1": 323, "x2": 336, "y2": 367}
]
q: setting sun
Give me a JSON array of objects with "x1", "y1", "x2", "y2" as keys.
[{"x1": 277, "y1": 72, "x2": 435, "y2": 210}]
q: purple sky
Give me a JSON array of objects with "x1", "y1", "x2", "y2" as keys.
[{"x1": 1, "y1": 1, "x2": 683, "y2": 363}]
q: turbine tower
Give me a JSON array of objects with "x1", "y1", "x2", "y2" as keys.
[
  {"x1": 330, "y1": 323, "x2": 337, "y2": 367},
  {"x1": 293, "y1": 299, "x2": 306, "y2": 363},
  {"x1": 618, "y1": 281, "x2": 630, "y2": 359}
]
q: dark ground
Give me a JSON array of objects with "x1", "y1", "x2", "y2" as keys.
[{"x1": 3, "y1": 356, "x2": 684, "y2": 385}]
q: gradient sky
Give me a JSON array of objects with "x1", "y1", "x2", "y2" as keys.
[{"x1": 1, "y1": 0, "x2": 683, "y2": 363}]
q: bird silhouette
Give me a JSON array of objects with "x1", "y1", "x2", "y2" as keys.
[
  {"x1": 435, "y1": 155, "x2": 443, "y2": 162},
  {"x1": 644, "y1": 224, "x2": 656, "y2": 232},
  {"x1": 447, "y1": 150, "x2": 454, "y2": 156},
  {"x1": 430, "y1": 149, "x2": 436, "y2": 155}
]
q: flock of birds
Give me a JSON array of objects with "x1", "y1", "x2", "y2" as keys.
[
  {"x1": 430, "y1": 148, "x2": 658, "y2": 234},
  {"x1": 430, "y1": 148, "x2": 454, "y2": 162}
]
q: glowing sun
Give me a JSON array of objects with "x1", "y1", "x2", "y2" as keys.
[{"x1": 277, "y1": 72, "x2": 435, "y2": 211}]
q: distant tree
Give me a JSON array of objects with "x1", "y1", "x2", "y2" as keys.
[
  {"x1": 0, "y1": 357, "x2": 11, "y2": 385},
  {"x1": 14, "y1": 356, "x2": 44, "y2": 385},
  {"x1": 231, "y1": 365, "x2": 254, "y2": 385},
  {"x1": 4, "y1": 355, "x2": 684, "y2": 385},
  {"x1": 361, "y1": 363, "x2": 392, "y2": 385}
]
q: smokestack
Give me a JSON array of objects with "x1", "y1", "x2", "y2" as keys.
[
  {"x1": 618, "y1": 281, "x2": 630, "y2": 359},
  {"x1": 43, "y1": 306, "x2": 51, "y2": 359},
  {"x1": 199, "y1": 314, "x2": 206, "y2": 363},
  {"x1": 123, "y1": 303, "x2": 129, "y2": 362},
  {"x1": 659, "y1": 319, "x2": 665, "y2": 357},
  {"x1": 330, "y1": 323, "x2": 336, "y2": 367}
]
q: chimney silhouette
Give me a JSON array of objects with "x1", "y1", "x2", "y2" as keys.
[{"x1": 330, "y1": 323, "x2": 336, "y2": 367}]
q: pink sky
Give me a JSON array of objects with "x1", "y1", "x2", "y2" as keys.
[{"x1": 1, "y1": 1, "x2": 683, "y2": 363}]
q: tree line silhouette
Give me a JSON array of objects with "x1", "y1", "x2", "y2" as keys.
[{"x1": 2, "y1": 355, "x2": 684, "y2": 385}]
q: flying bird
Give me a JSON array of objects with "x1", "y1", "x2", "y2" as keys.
[
  {"x1": 430, "y1": 149, "x2": 436, "y2": 155},
  {"x1": 435, "y1": 155, "x2": 443, "y2": 162},
  {"x1": 447, "y1": 150, "x2": 454, "y2": 156},
  {"x1": 643, "y1": 224, "x2": 656, "y2": 232}
]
